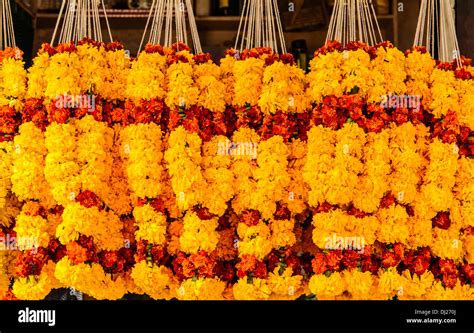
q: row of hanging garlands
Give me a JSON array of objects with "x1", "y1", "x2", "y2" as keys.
[{"x1": 0, "y1": 0, "x2": 473, "y2": 301}]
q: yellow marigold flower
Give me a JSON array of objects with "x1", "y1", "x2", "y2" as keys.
[
  {"x1": 13, "y1": 261, "x2": 62, "y2": 300},
  {"x1": 417, "y1": 138, "x2": 458, "y2": 215},
  {"x1": 343, "y1": 269, "x2": 374, "y2": 300},
  {"x1": 353, "y1": 129, "x2": 391, "y2": 213},
  {"x1": 397, "y1": 270, "x2": 434, "y2": 300},
  {"x1": 121, "y1": 122, "x2": 163, "y2": 199},
  {"x1": 268, "y1": 267, "x2": 302, "y2": 298},
  {"x1": 177, "y1": 278, "x2": 226, "y2": 300},
  {"x1": 325, "y1": 123, "x2": 365, "y2": 206},
  {"x1": 284, "y1": 139, "x2": 308, "y2": 214},
  {"x1": 258, "y1": 61, "x2": 308, "y2": 114},
  {"x1": 12, "y1": 123, "x2": 56, "y2": 207},
  {"x1": 389, "y1": 122, "x2": 426, "y2": 205},
  {"x1": 307, "y1": 51, "x2": 344, "y2": 103},
  {"x1": 166, "y1": 60, "x2": 198, "y2": 109},
  {"x1": 303, "y1": 125, "x2": 336, "y2": 207},
  {"x1": 201, "y1": 136, "x2": 235, "y2": 215},
  {"x1": 377, "y1": 267, "x2": 402, "y2": 300},
  {"x1": 376, "y1": 204, "x2": 410, "y2": 245},
  {"x1": 458, "y1": 78, "x2": 474, "y2": 128},
  {"x1": 45, "y1": 52, "x2": 82, "y2": 99},
  {"x1": 428, "y1": 280, "x2": 474, "y2": 300},
  {"x1": 309, "y1": 272, "x2": 346, "y2": 300},
  {"x1": 14, "y1": 208, "x2": 57, "y2": 249},
  {"x1": 164, "y1": 126, "x2": 205, "y2": 210},
  {"x1": 341, "y1": 49, "x2": 372, "y2": 98},
  {"x1": 26, "y1": 52, "x2": 50, "y2": 99},
  {"x1": 179, "y1": 211, "x2": 219, "y2": 254},
  {"x1": 251, "y1": 135, "x2": 290, "y2": 219},
  {"x1": 57, "y1": 202, "x2": 123, "y2": 251},
  {"x1": 431, "y1": 227, "x2": 463, "y2": 260},
  {"x1": 194, "y1": 62, "x2": 226, "y2": 112},
  {"x1": 133, "y1": 204, "x2": 167, "y2": 245},
  {"x1": 430, "y1": 68, "x2": 459, "y2": 118},
  {"x1": 127, "y1": 51, "x2": 168, "y2": 101},
  {"x1": 368, "y1": 46, "x2": 407, "y2": 103},
  {"x1": 237, "y1": 222, "x2": 272, "y2": 260},
  {"x1": 96, "y1": 49, "x2": 130, "y2": 100},
  {"x1": 270, "y1": 219, "x2": 296, "y2": 248},
  {"x1": 0, "y1": 57, "x2": 26, "y2": 108},
  {"x1": 76, "y1": 115, "x2": 114, "y2": 201},
  {"x1": 464, "y1": 235, "x2": 474, "y2": 263},
  {"x1": 233, "y1": 57, "x2": 265, "y2": 106},
  {"x1": 55, "y1": 257, "x2": 127, "y2": 300},
  {"x1": 233, "y1": 277, "x2": 271, "y2": 300},
  {"x1": 220, "y1": 55, "x2": 236, "y2": 105},
  {"x1": 130, "y1": 261, "x2": 177, "y2": 300}
]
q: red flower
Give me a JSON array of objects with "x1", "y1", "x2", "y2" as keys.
[{"x1": 432, "y1": 212, "x2": 451, "y2": 230}]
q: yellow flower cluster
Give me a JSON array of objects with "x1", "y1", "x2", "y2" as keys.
[
  {"x1": 121, "y1": 122, "x2": 163, "y2": 199},
  {"x1": 230, "y1": 128, "x2": 259, "y2": 214},
  {"x1": 237, "y1": 222, "x2": 272, "y2": 260},
  {"x1": 251, "y1": 135, "x2": 290, "y2": 219},
  {"x1": 55, "y1": 257, "x2": 128, "y2": 300},
  {"x1": 201, "y1": 136, "x2": 235, "y2": 216},
  {"x1": 325, "y1": 123, "x2": 366, "y2": 206},
  {"x1": 133, "y1": 204, "x2": 167, "y2": 245},
  {"x1": 56, "y1": 202, "x2": 123, "y2": 251},
  {"x1": 76, "y1": 115, "x2": 114, "y2": 201},
  {"x1": 405, "y1": 50, "x2": 435, "y2": 105},
  {"x1": 312, "y1": 209, "x2": 379, "y2": 248},
  {"x1": 12, "y1": 261, "x2": 62, "y2": 300},
  {"x1": 233, "y1": 267, "x2": 303, "y2": 300},
  {"x1": 194, "y1": 61, "x2": 226, "y2": 112},
  {"x1": 307, "y1": 51, "x2": 344, "y2": 103},
  {"x1": 303, "y1": 125, "x2": 336, "y2": 207},
  {"x1": 165, "y1": 52, "x2": 198, "y2": 109},
  {"x1": 0, "y1": 56, "x2": 26, "y2": 109},
  {"x1": 220, "y1": 55, "x2": 236, "y2": 105},
  {"x1": 177, "y1": 278, "x2": 226, "y2": 300},
  {"x1": 179, "y1": 211, "x2": 219, "y2": 254},
  {"x1": 233, "y1": 57, "x2": 265, "y2": 106},
  {"x1": 131, "y1": 261, "x2": 177, "y2": 300},
  {"x1": 283, "y1": 139, "x2": 309, "y2": 214},
  {"x1": 14, "y1": 204, "x2": 59, "y2": 249},
  {"x1": 44, "y1": 121, "x2": 81, "y2": 206},
  {"x1": 353, "y1": 129, "x2": 391, "y2": 213},
  {"x1": 39, "y1": 45, "x2": 129, "y2": 100},
  {"x1": 259, "y1": 61, "x2": 308, "y2": 114},
  {"x1": 368, "y1": 47, "x2": 407, "y2": 103},
  {"x1": 164, "y1": 126, "x2": 205, "y2": 211},
  {"x1": 26, "y1": 51, "x2": 50, "y2": 99},
  {"x1": 12, "y1": 123, "x2": 56, "y2": 207},
  {"x1": 126, "y1": 51, "x2": 168, "y2": 101}
]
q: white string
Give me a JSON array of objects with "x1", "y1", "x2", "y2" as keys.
[
  {"x1": 51, "y1": 0, "x2": 112, "y2": 46},
  {"x1": 414, "y1": 0, "x2": 461, "y2": 65},
  {"x1": 0, "y1": 0, "x2": 16, "y2": 49},
  {"x1": 235, "y1": 0, "x2": 286, "y2": 53},
  {"x1": 139, "y1": 0, "x2": 202, "y2": 54},
  {"x1": 326, "y1": 0, "x2": 382, "y2": 46}
]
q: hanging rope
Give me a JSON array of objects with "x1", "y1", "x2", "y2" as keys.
[
  {"x1": 234, "y1": 0, "x2": 287, "y2": 54},
  {"x1": 51, "y1": 0, "x2": 113, "y2": 46},
  {"x1": 326, "y1": 0, "x2": 383, "y2": 46},
  {"x1": 0, "y1": 0, "x2": 16, "y2": 49},
  {"x1": 414, "y1": 0, "x2": 461, "y2": 66},
  {"x1": 138, "y1": 0, "x2": 202, "y2": 54}
]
